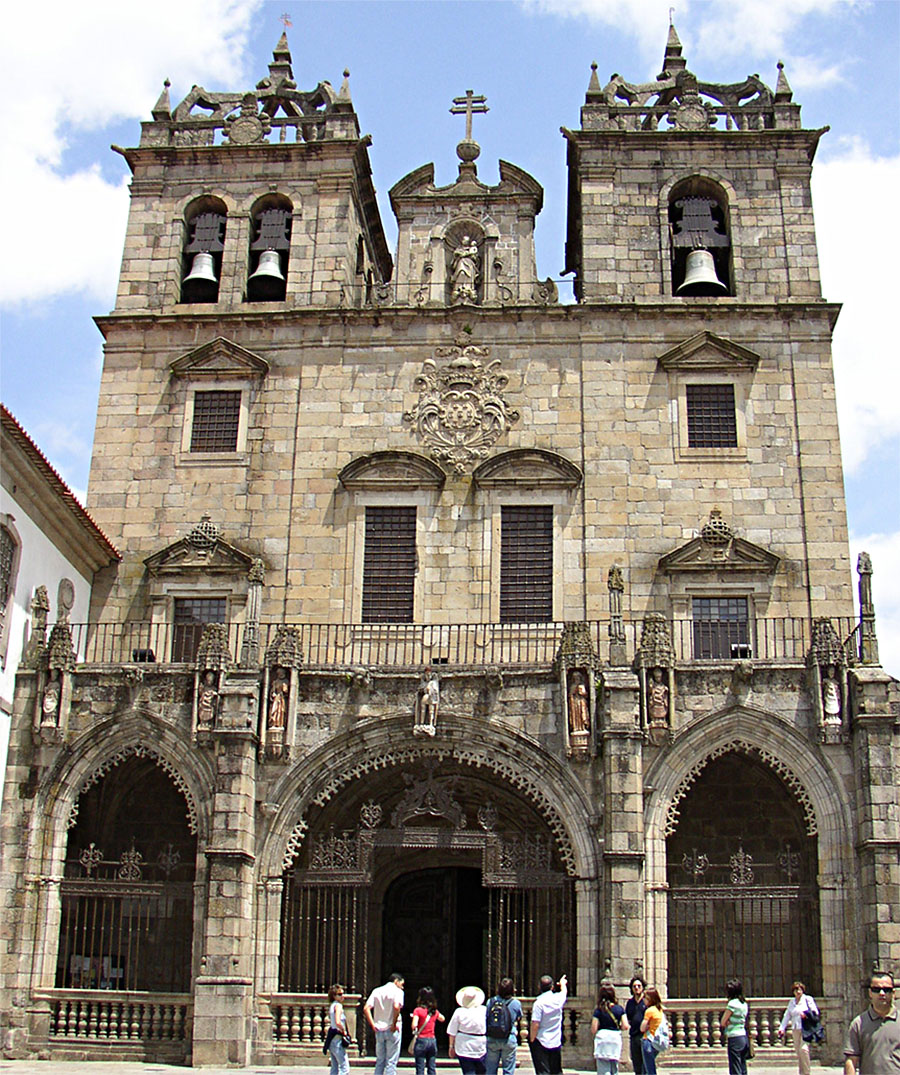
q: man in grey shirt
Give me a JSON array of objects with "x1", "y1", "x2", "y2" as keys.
[{"x1": 844, "y1": 970, "x2": 900, "y2": 1074}]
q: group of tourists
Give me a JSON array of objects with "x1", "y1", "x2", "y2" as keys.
[{"x1": 324, "y1": 966, "x2": 899, "y2": 1075}]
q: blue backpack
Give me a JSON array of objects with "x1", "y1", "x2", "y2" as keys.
[{"x1": 485, "y1": 996, "x2": 513, "y2": 1039}]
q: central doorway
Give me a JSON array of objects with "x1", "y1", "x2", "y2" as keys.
[{"x1": 382, "y1": 867, "x2": 486, "y2": 1052}]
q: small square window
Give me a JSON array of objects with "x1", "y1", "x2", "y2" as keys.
[
  {"x1": 686, "y1": 384, "x2": 737, "y2": 448},
  {"x1": 361, "y1": 507, "x2": 416, "y2": 623},
  {"x1": 172, "y1": 597, "x2": 226, "y2": 662},
  {"x1": 692, "y1": 596, "x2": 749, "y2": 659},
  {"x1": 500, "y1": 505, "x2": 553, "y2": 623},
  {"x1": 190, "y1": 391, "x2": 241, "y2": 452}
]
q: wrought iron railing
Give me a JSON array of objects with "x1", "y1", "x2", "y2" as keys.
[{"x1": 67, "y1": 616, "x2": 858, "y2": 670}]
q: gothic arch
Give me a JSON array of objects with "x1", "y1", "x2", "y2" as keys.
[{"x1": 258, "y1": 715, "x2": 598, "y2": 880}]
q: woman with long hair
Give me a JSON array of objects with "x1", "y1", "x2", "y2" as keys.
[
  {"x1": 591, "y1": 984, "x2": 628, "y2": 1075},
  {"x1": 639, "y1": 988, "x2": 665, "y2": 1075},
  {"x1": 327, "y1": 983, "x2": 351, "y2": 1075},
  {"x1": 720, "y1": 978, "x2": 749, "y2": 1074},
  {"x1": 410, "y1": 986, "x2": 445, "y2": 1075}
]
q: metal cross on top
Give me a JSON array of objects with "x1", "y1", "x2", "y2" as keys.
[{"x1": 450, "y1": 90, "x2": 489, "y2": 142}]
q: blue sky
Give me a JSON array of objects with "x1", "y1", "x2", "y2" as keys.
[{"x1": 1, "y1": 0, "x2": 898, "y2": 673}]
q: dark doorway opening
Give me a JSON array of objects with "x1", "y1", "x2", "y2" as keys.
[{"x1": 381, "y1": 867, "x2": 487, "y2": 1052}]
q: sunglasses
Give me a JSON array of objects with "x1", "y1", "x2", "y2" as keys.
[{"x1": 869, "y1": 987, "x2": 894, "y2": 994}]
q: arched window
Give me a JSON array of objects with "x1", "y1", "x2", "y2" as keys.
[
  {"x1": 181, "y1": 197, "x2": 227, "y2": 304},
  {"x1": 247, "y1": 195, "x2": 293, "y2": 302},
  {"x1": 669, "y1": 178, "x2": 732, "y2": 296}
]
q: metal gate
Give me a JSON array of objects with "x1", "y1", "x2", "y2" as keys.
[
  {"x1": 486, "y1": 885, "x2": 574, "y2": 992},
  {"x1": 279, "y1": 881, "x2": 368, "y2": 993}
]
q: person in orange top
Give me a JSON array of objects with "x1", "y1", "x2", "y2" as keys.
[{"x1": 639, "y1": 989, "x2": 665, "y2": 1075}]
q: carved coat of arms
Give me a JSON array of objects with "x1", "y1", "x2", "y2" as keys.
[{"x1": 403, "y1": 335, "x2": 519, "y2": 475}]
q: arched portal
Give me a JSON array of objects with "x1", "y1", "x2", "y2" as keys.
[
  {"x1": 278, "y1": 755, "x2": 575, "y2": 1007},
  {"x1": 666, "y1": 750, "x2": 820, "y2": 997},
  {"x1": 57, "y1": 755, "x2": 197, "y2": 992}
]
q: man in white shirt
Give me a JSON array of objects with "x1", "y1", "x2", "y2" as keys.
[
  {"x1": 364, "y1": 973, "x2": 405, "y2": 1075},
  {"x1": 529, "y1": 973, "x2": 567, "y2": 1074}
]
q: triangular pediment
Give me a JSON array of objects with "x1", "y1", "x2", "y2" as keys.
[
  {"x1": 659, "y1": 535, "x2": 779, "y2": 573},
  {"x1": 657, "y1": 331, "x2": 760, "y2": 371},
  {"x1": 473, "y1": 449, "x2": 582, "y2": 489},
  {"x1": 339, "y1": 451, "x2": 446, "y2": 491},
  {"x1": 169, "y1": 337, "x2": 269, "y2": 379},
  {"x1": 144, "y1": 536, "x2": 257, "y2": 577}
]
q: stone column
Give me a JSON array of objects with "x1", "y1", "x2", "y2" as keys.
[
  {"x1": 192, "y1": 668, "x2": 260, "y2": 1067},
  {"x1": 598, "y1": 668, "x2": 644, "y2": 983}
]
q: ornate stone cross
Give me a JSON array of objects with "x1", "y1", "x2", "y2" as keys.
[{"x1": 450, "y1": 89, "x2": 489, "y2": 142}]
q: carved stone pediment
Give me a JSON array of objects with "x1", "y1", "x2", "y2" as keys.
[
  {"x1": 144, "y1": 536, "x2": 257, "y2": 577},
  {"x1": 339, "y1": 451, "x2": 446, "y2": 491},
  {"x1": 169, "y1": 336, "x2": 269, "y2": 379},
  {"x1": 657, "y1": 331, "x2": 760, "y2": 372},
  {"x1": 473, "y1": 449, "x2": 582, "y2": 489},
  {"x1": 659, "y1": 535, "x2": 779, "y2": 573}
]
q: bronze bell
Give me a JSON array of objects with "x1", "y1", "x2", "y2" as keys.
[
  {"x1": 182, "y1": 252, "x2": 219, "y2": 302},
  {"x1": 248, "y1": 250, "x2": 286, "y2": 301},
  {"x1": 677, "y1": 248, "x2": 727, "y2": 295}
]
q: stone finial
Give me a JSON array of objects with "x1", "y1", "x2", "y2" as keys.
[
  {"x1": 554, "y1": 622, "x2": 601, "y2": 673},
  {"x1": 22, "y1": 585, "x2": 50, "y2": 668},
  {"x1": 774, "y1": 61, "x2": 793, "y2": 102},
  {"x1": 265, "y1": 625, "x2": 302, "y2": 670},
  {"x1": 586, "y1": 62, "x2": 603, "y2": 98},
  {"x1": 195, "y1": 622, "x2": 231, "y2": 672},
  {"x1": 857, "y1": 551, "x2": 879, "y2": 665},
  {"x1": 188, "y1": 514, "x2": 221, "y2": 550},
  {"x1": 152, "y1": 78, "x2": 172, "y2": 120},
  {"x1": 338, "y1": 69, "x2": 351, "y2": 103},
  {"x1": 607, "y1": 564, "x2": 624, "y2": 592},
  {"x1": 808, "y1": 618, "x2": 845, "y2": 667},
  {"x1": 634, "y1": 612, "x2": 675, "y2": 670},
  {"x1": 46, "y1": 621, "x2": 77, "y2": 673},
  {"x1": 700, "y1": 507, "x2": 734, "y2": 548},
  {"x1": 450, "y1": 89, "x2": 488, "y2": 171},
  {"x1": 269, "y1": 31, "x2": 294, "y2": 82},
  {"x1": 661, "y1": 21, "x2": 687, "y2": 77},
  {"x1": 248, "y1": 557, "x2": 266, "y2": 584}
]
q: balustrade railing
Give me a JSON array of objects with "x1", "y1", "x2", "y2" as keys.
[
  {"x1": 67, "y1": 616, "x2": 857, "y2": 670},
  {"x1": 270, "y1": 993, "x2": 360, "y2": 1046},
  {"x1": 665, "y1": 998, "x2": 784, "y2": 1050},
  {"x1": 38, "y1": 990, "x2": 190, "y2": 1043}
]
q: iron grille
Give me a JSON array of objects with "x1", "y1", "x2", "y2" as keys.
[
  {"x1": 686, "y1": 383, "x2": 737, "y2": 447},
  {"x1": 172, "y1": 597, "x2": 226, "y2": 662},
  {"x1": 279, "y1": 881, "x2": 366, "y2": 993},
  {"x1": 500, "y1": 506, "x2": 553, "y2": 622},
  {"x1": 486, "y1": 883, "x2": 575, "y2": 995},
  {"x1": 0, "y1": 525, "x2": 14, "y2": 605},
  {"x1": 190, "y1": 390, "x2": 241, "y2": 452},
  {"x1": 692, "y1": 596, "x2": 749, "y2": 659},
  {"x1": 361, "y1": 506, "x2": 416, "y2": 623}
]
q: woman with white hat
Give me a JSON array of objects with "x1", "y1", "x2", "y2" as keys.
[{"x1": 448, "y1": 985, "x2": 488, "y2": 1075}]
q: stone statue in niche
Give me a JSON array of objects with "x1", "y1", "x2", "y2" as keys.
[
  {"x1": 414, "y1": 674, "x2": 440, "y2": 736},
  {"x1": 822, "y1": 664, "x2": 842, "y2": 724},
  {"x1": 197, "y1": 671, "x2": 218, "y2": 730},
  {"x1": 268, "y1": 667, "x2": 289, "y2": 730},
  {"x1": 41, "y1": 667, "x2": 62, "y2": 725},
  {"x1": 648, "y1": 667, "x2": 670, "y2": 726},
  {"x1": 567, "y1": 669, "x2": 590, "y2": 736},
  {"x1": 450, "y1": 235, "x2": 480, "y2": 304}
]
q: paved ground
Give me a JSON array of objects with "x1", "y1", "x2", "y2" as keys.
[{"x1": 0, "y1": 1063, "x2": 844, "y2": 1074}]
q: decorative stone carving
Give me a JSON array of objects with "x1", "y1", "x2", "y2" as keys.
[
  {"x1": 22, "y1": 585, "x2": 50, "y2": 668},
  {"x1": 449, "y1": 234, "x2": 481, "y2": 304},
  {"x1": 607, "y1": 565, "x2": 627, "y2": 663},
  {"x1": 533, "y1": 277, "x2": 559, "y2": 305},
  {"x1": 196, "y1": 622, "x2": 231, "y2": 672},
  {"x1": 857, "y1": 551, "x2": 879, "y2": 664},
  {"x1": 566, "y1": 669, "x2": 590, "y2": 735},
  {"x1": 807, "y1": 617, "x2": 847, "y2": 741},
  {"x1": 634, "y1": 613, "x2": 675, "y2": 739},
  {"x1": 224, "y1": 93, "x2": 272, "y2": 144},
  {"x1": 403, "y1": 333, "x2": 520, "y2": 475},
  {"x1": 359, "y1": 800, "x2": 383, "y2": 829},
  {"x1": 414, "y1": 674, "x2": 440, "y2": 736},
  {"x1": 554, "y1": 623, "x2": 600, "y2": 756},
  {"x1": 196, "y1": 671, "x2": 219, "y2": 731},
  {"x1": 261, "y1": 626, "x2": 302, "y2": 760},
  {"x1": 390, "y1": 762, "x2": 466, "y2": 828},
  {"x1": 240, "y1": 558, "x2": 266, "y2": 667}
]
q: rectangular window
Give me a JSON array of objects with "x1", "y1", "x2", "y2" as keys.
[
  {"x1": 361, "y1": 506, "x2": 416, "y2": 623},
  {"x1": 190, "y1": 390, "x2": 241, "y2": 452},
  {"x1": 692, "y1": 596, "x2": 750, "y2": 659},
  {"x1": 500, "y1": 505, "x2": 553, "y2": 623},
  {"x1": 172, "y1": 597, "x2": 226, "y2": 662},
  {"x1": 686, "y1": 384, "x2": 737, "y2": 447}
]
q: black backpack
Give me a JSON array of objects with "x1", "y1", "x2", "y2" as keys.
[{"x1": 485, "y1": 996, "x2": 513, "y2": 1039}]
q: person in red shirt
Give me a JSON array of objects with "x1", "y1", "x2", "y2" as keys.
[{"x1": 411, "y1": 986, "x2": 446, "y2": 1075}]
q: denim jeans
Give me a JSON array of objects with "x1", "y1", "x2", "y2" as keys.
[
  {"x1": 329, "y1": 1033, "x2": 350, "y2": 1075},
  {"x1": 595, "y1": 1061, "x2": 618, "y2": 1075},
  {"x1": 414, "y1": 1036, "x2": 437, "y2": 1075},
  {"x1": 727, "y1": 1033, "x2": 748, "y2": 1075},
  {"x1": 374, "y1": 1028, "x2": 402, "y2": 1075},
  {"x1": 485, "y1": 1038, "x2": 517, "y2": 1075},
  {"x1": 640, "y1": 1039, "x2": 658, "y2": 1075}
]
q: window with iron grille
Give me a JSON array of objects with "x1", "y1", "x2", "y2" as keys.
[
  {"x1": 190, "y1": 390, "x2": 241, "y2": 452},
  {"x1": 172, "y1": 597, "x2": 226, "y2": 662},
  {"x1": 361, "y1": 507, "x2": 416, "y2": 623},
  {"x1": 500, "y1": 505, "x2": 553, "y2": 623},
  {"x1": 686, "y1": 383, "x2": 737, "y2": 447},
  {"x1": 692, "y1": 596, "x2": 750, "y2": 659},
  {"x1": 0, "y1": 526, "x2": 15, "y2": 606}
]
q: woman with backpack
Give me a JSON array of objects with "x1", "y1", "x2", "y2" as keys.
[
  {"x1": 720, "y1": 979, "x2": 750, "y2": 1074},
  {"x1": 410, "y1": 987, "x2": 446, "y2": 1075},
  {"x1": 639, "y1": 988, "x2": 667, "y2": 1075},
  {"x1": 484, "y1": 977, "x2": 523, "y2": 1075},
  {"x1": 591, "y1": 984, "x2": 628, "y2": 1075}
]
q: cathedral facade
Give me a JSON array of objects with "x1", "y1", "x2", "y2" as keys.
[{"x1": 1, "y1": 27, "x2": 897, "y2": 1068}]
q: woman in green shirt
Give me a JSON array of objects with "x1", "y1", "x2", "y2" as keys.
[{"x1": 720, "y1": 979, "x2": 750, "y2": 1075}]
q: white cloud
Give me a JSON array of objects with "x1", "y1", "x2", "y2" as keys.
[
  {"x1": 780, "y1": 54, "x2": 847, "y2": 91},
  {"x1": 812, "y1": 140, "x2": 900, "y2": 473},
  {"x1": 0, "y1": 0, "x2": 264, "y2": 308},
  {"x1": 849, "y1": 530, "x2": 900, "y2": 679}
]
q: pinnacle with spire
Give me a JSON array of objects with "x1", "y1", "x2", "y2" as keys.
[{"x1": 661, "y1": 21, "x2": 686, "y2": 77}]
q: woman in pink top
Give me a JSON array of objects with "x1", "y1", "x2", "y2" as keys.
[{"x1": 411, "y1": 986, "x2": 446, "y2": 1075}]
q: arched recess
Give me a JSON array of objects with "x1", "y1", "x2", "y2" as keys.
[
  {"x1": 642, "y1": 708, "x2": 856, "y2": 999},
  {"x1": 22, "y1": 716, "x2": 213, "y2": 991},
  {"x1": 255, "y1": 717, "x2": 600, "y2": 1000},
  {"x1": 658, "y1": 171, "x2": 740, "y2": 297}
]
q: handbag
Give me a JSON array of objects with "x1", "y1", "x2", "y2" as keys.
[
  {"x1": 407, "y1": 1033, "x2": 418, "y2": 1056},
  {"x1": 801, "y1": 1011, "x2": 825, "y2": 1044}
]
